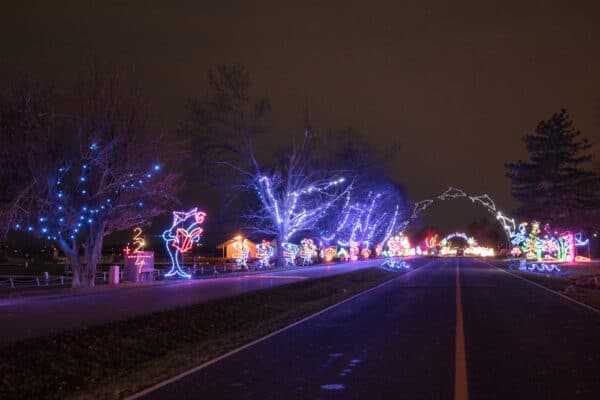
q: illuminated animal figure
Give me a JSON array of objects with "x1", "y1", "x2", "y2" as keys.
[
  {"x1": 299, "y1": 238, "x2": 317, "y2": 265},
  {"x1": 337, "y1": 247, "x2": 349, "y2": 262},
  {"x1": 232, "y1": 238, "x2": 250, "y2": 270},
  {"x1": 386, "y1": 235, "x2": 402, "y2": 257},
  {"x1": 282, "y1": 242, "x2": 300, "y2": 266},
  {"x1": 349, "y1": 241, "x2": 359, "y2": 261},
  {"x1": 374, "y1": 244, "x2": 382, "y2": 258},
  {"x1": 162, "y1": 208, "x2": 206, "y2": 278},
  {"x1": 256, "y1": 240, "x2": 274, "y2": 268},
  {"x1": 361, "y1": 247, "x2": 371, "y2": 260}
]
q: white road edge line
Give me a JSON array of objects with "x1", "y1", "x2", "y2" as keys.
[
  {"x1": 454, "y1": 258, "x2": 469, "y2": 400},
  {"x1": 126, "y1": 260, "x2": 435, "y2": 400},
  {"x1": 477, "y1": 259, "x2": 600, "y2": 315}
]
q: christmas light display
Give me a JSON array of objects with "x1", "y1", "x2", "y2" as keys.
[
  {"x1": 324, "y1": 190, "x2": 403, "y2": 258},
  {"x1": 361, "y1": 247, "x2": 372, "y2": 260},
  {"x1": 523, "y1": 262, "x2": 561, "y2": 272},
  {"x1": 411, "y1": 200, "x2": 434, "y2": 219},
  {"x1": 256, "y1": 175, "x2": 349, "y2": 241},
  {"x1": 383, "y1": 235, "x2": 401, "y2": 257},
  {"x1": 383, "y1": 234, "x2": 414, "y2": 257},
  {"x1": 132, "y1": 227, "x2": 146, "y2": 252},
  {"x1": 438, "y1": 187, "x2": 467, "y2": 200},
  {"x1": 438, "y1": 232, "x2": 495, "y2": 257},
  {"x1": 348, "y1": 241, "x2": 360, "y2": 261},
  {"x1": 299, "y1": 238, "x2": 317, "y2": 265},
  {"x1": 510, "y1": 221, "x2": 581, "y2": 263},
  {"x1": 162, "y1": 208, "x2": 206, "y2": 278},
  {"x1": 256, "y1": 240, "x2": 274, "y2": 268},
  {"x1": 337, "y1": 247, "x2": 349, "y2": 262},
  {"x1": 380, "y1": 258, "x2": 411, "y2": 271},
  {"x1": 424, "y1": 233, "x2": 439, "y2": 250},
  {"x1": 322, "y1": 246, "x2": 337, "y2": 262},
  {"x1": 374, "y1": 244, "x2": 382, "y2": 258},
  {"x1": 282, "y1": 242, "x2": 299, "y2": 266},
  {"x1": 131, "y1": 227, "x2": 149, "y2": 274},
  {"x1": 232, "y1": 236, "x2": 250, "y2": 270},
  {"x1": 13, "y1": 143, "x2": 164, "y2": 243},
  {"x1": 407, "y1": 187, "x2": 516, "y2": 240}
]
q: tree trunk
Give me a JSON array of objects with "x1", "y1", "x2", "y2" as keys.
[
  {"x1": 78, "y1": 222, "x2": 106, "y2": 288},
  {"x1": 58, "y1": 222, "x2": 106, "y2": 288},
  {"x1": 277, "y1": 225, "x2": 289, "y2": 267},
  {"x1": 69, "y1": 255, "x2": 88, "y2": 288},
  {"x1": 277, "y1": 240, "x2": 285, "y2": 267}
]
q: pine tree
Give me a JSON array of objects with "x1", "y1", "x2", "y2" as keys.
[{"x1": 506, "y1": 109, "x2": 600, "y2": 230}]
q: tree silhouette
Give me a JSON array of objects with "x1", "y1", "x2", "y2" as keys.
[{"x1": 506, "y1": 109, "x2": 600, "y2": 229}]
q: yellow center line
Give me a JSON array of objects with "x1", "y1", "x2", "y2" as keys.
[{"x1": 455, "y1": 258, "x2": 469, "y2": 400}]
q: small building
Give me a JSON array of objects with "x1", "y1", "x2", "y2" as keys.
[{"x1": 217, "y1": 237, "x2": 258, "y2": 259}]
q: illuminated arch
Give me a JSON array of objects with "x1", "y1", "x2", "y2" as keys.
[{"x1": 402, "y1": 187, "x2": 516, "y2": 241}]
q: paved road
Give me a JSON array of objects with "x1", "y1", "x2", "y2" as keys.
[
  {"x1": 139, "y1": 258, "x2": 600, "y2": 400},
  {"x1": 0, "y1": 258, "x2": 422, "y2": 344}
]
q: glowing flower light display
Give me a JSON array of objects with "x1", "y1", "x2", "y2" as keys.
[
  {"x1": 282, "y1": 242, "x2": 299, "y2": 266},
  {"x1": 322, "y1": 246, "x2": 337, "y2": 262},
  {"x1": 256, "y1": 240, "x2": 274, "y2": 268},
  {"x1": 510, "y1": 222, "x2": 582, "y2": 263},
  {"x1": 162, "y1": 208, "x2": 206, "y2": 278}
]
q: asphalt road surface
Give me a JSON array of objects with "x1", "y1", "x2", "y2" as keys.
[
  {"x1": 138, "y1": 257, "x2": 600, "y2": 400},
  {"x1": 0, "y1": 259, "x2": 409, "y2": 343}
]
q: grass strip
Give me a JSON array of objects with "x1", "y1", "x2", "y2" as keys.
[
  {"x1": 0, "y1": 267, "x2": 398, "y2": 400},
  {"x1": 498, "y1": 264, "x2": 600, "y2": 311}
]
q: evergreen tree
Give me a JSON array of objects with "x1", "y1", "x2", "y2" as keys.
[{"x1": 506, "y1": 109, "x2": 600, "y2": 229}]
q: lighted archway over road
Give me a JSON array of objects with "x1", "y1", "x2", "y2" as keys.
[{"x1": 401, "y1": 187, "x2": 516, "y2": 241}]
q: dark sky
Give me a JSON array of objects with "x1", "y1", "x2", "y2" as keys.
[{"x1": 2, "y1": 0, "x2": 599, "y2": 234}]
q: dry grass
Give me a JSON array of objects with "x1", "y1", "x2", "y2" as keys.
[{"x1": 0, "y1": 267, "x2": 398, "y2": 400}]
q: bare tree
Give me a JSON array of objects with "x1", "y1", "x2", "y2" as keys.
[
  {"x1": 320, "y1": 179, "x2": 409, "y2": 249},
  {"x1": 0, "y1": 81, "x2": 59, "y2": 239},
  {"x1": 185, "y1": 65, "x2": 354, "y2": 264},
  {"x1": 242, "y1": 133, "x2": 352, "y2": 264},
  {"x1": 3, "y1": 72, "x2": 179, "y2": 287}
]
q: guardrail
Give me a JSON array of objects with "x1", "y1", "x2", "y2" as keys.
[{"x1": 0, "y1": 271, "x2": 123, "y2": 289}]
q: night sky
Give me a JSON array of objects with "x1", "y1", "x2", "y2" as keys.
[{"x1": 2, "y1": 0, "x2": 599, "y2": 235}]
